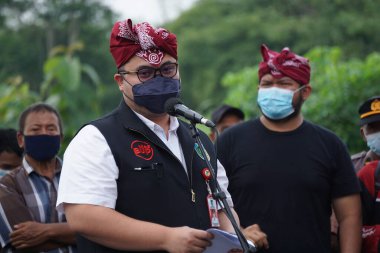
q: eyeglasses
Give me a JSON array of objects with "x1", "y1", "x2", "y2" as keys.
[{"x1": 119, "y1": 62, "x2": 178, "y2": 82}]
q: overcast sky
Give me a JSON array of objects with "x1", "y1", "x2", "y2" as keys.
[{"x1": 101, "y1": 0, "x2": 197, "y2": 26}]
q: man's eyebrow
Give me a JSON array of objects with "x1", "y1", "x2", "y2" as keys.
[
  {"x1": 137, "y1": 61, "x2": 172, "y2": 67},
  {"x1": 161, "y1": 60, "x2": 177, "y2": 65},
  {"x1": 277, "y1": 77, "x2": 294, "y2": 82},
  {"x1": 46, "y1": 123, "x2": 59, "y2": 128}
]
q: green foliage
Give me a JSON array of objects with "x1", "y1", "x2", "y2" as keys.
[
  {"x1": 222, "y1": 67, "x2": 260, "y2": 119},
  {"x1": 0, "y1": 0, "x2": 115, "y2": 96},
  {"x1": 303, "y1": 47, "x2": 380, "y2": 153},
  {"x1": 0, "y1": 77, "x2": 39, "y2": 126},
  {"x1": 167, "y1": 0, "x2": 380, "y2": 112},
  {"x1": 1, "y1": 0, "x2": 380, "y2": 156},
  {"x1": 0, "y1": 0, "x2": 118, "y2": 153},
  {"x1": 221, "y1": 46, "x2": 380, "y2": 153},
  {"x1": 0, "y1": 44, "x2": 107, "y2": 155}
]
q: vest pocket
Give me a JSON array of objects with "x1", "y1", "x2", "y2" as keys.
[{"x1": 128, "y1": 162, "x2": 164, "y2": 178}]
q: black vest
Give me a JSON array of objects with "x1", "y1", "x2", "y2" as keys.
[{"x1": 77, "y1": 102, "x2": 217, "y2": 253}]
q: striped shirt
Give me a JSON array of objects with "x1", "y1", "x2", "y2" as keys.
[{"x1": 0, "y1": 158, "x2": 76, "y2": 253}]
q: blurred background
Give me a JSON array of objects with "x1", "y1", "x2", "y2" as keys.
[{"x1": 1, "y1": 0, "x2": 379, "y2": 155}]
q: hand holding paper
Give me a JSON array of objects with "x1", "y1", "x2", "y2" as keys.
[{"x1": 204, "y1": 228, "x2": 256, "y2": 253}]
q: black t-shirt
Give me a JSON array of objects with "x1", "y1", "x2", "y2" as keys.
[{"x1": 217, "y1": 118, "x2": 360, "y2": 253}]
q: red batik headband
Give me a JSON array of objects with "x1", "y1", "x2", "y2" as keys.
[
  {"x1": 110, "y1": 19, "x2": 178, "y2": 68},
  {"x1": 258, "y1": 44, "x2": 311, "y2": 85}
]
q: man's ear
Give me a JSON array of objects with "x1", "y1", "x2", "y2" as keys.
[
  {"x1": 17, "y1": 131, "x2": 24, "y2": 149},
  {"x1": 360, "y1": 127, "x2": 367, "y2": 142},
  {"x1": 114, "y1": 74, "x2": 124, "y2": 91},
  {"x1": 301, "y1": 84, "x2": 312, "y2": 100}
]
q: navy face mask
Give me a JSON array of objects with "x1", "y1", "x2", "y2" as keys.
[
  {"x1": 24, "y1": 135, "x2": 61, "y2": 161},
  {"x1": 132, "y1": 76, "x2": 180, "y2": 114}
]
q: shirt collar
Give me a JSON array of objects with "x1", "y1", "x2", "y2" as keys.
[
  {"x1": 22, "y1": 157, "x2": 62, "y2": 176},
  {"x1": 133, "y1": 110, "x2": 180, "y2": 133}
]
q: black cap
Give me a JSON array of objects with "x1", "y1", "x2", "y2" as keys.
[
  {"x1": 359, "y1": 96, "x2": 380, "y2": 126},
  {"x1": 211, "y1": 104, "x2": 245, "y2": 125}
]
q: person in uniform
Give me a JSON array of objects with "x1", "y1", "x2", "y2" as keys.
[
  {"x1": 355, "y1": 96, "x2": 380, "y2": 252},
  {"x1": 351, "y1": 96, "x2": 380, "y2": 171}
]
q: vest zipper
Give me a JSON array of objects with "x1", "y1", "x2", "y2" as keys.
[{"x1": 189, "y1": 148, "x2": 195, "y2": 203}]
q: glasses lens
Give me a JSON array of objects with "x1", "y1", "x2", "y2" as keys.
[
  {"x1": 160, "y1": 63, "x2": 177, "y2": 77},
  {"x1": 138, "y1": 68, "x2": 155, "y2": 81}
]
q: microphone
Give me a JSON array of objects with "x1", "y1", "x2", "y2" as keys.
[{"x1": 165, "y1": 98, "x2": 216, "y2": 128}]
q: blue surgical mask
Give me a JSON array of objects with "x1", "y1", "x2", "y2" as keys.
[
  {"x1": 257, "y1": 86, "x2": 304, "y2": 120},
  {"x1": 132, "y1": 76, "x2": 180, "y2": 114},
  {"x1": 24, "y1": 135, "x2": 61, "y2": 161},
  {"x1": 366, "y1": 132, "x2": 380, "y2": 155},
  {"x1": 0, "y1": 169, "x2": 9, "y2": 177}
]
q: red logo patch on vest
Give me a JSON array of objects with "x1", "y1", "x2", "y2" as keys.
[{"x1": 131, "y1": 140, "x2": 154, "y2": 160}]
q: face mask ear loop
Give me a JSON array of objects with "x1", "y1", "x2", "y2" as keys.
[
  {"x1": 120, "y1": 78, "x2": 136, "y2": 103},
  {"x1": 122, "y1": 90, "x2": 135, "y2": 103},
  {"x1": 291, "y1": 85, "x2": 307, "y2": 105},
  {"x1": 294, "y1": 85, "x2": 306, "y2": 94}
]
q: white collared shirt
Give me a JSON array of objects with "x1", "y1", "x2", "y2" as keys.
[
  {"x1": 135, "y1": 113, "x2": 187, "y2": 172},
  {"x1": 57, "y1": 113, "x2": 233, "y2": 212}
]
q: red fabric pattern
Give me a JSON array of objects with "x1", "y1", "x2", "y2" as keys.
[
  {"x1": 362, "y1": 225, "x2": 380, "y2": 253},
  {"x1": 357, "y1": 161, "x2": 379, "y2": 197},
  {"x1": 358, "y1": 161, "x2": 380, "y2": 253},
  {"x1": 110, "y1": 19, "x2": 177, "y2": 68},
  {"x1": 258, "y1": 44, "x2": 311, "y2": 85}
]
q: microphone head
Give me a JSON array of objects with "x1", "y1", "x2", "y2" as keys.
[{"x1": 165, "y1": 97, "x2": 183, "y2": 116}]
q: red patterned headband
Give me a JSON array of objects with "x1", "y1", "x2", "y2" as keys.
[
  {"x1": 110, "y1": 19, "x2": 177, "y2": 68},
  {"x1": 258, "y1": 44, "x2": 311, "y2": 85}
]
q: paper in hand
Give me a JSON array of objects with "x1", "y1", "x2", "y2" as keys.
[{"x1": 204, "y1": 228, "x2": 256, "y2": 253}]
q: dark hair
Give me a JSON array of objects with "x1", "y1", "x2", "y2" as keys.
[
  {"x1": 0, "y1": 128, "x2": 23, "y2": 157},
  {"x1": 18, "y1": 102, "x2": 63, "y2": 134}
]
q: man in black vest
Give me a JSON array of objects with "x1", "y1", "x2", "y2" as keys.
[{"x1": 56, "y1": 19, "x2": 268, "y2": 253}]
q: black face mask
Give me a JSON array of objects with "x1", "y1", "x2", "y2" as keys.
[
  {"x1": 131, "y1": 76, "x2": 181, "y2": 114},
  {"x1": 24, "y1": 135, "x2": 60, "y2": 161}
]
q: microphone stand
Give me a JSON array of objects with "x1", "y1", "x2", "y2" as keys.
[{"x1": 188, "y1": 122, "x2": 256, "y2": 253}]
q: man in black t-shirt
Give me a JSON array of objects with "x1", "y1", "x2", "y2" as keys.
[{"x1": 217, "y1": 44, "x2": 361, "y2": 253}]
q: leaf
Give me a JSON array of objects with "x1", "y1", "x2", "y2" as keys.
[{"x1": 81, "y1": 63, "x2": 101, "y2": 87}]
